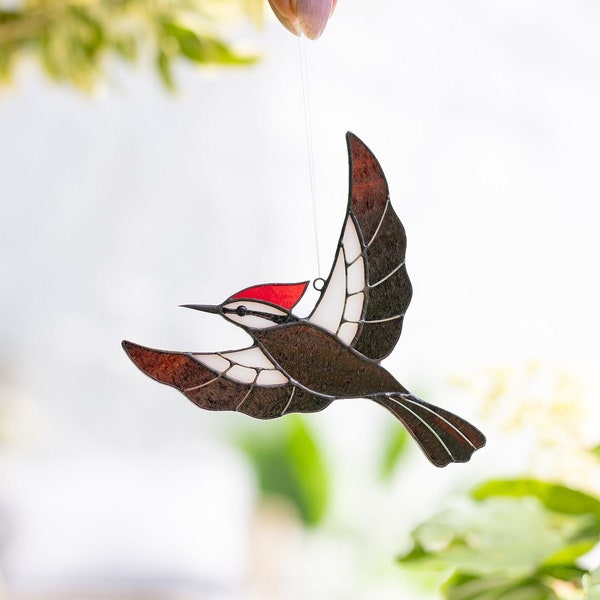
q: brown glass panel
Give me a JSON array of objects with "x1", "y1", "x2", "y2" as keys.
[
  {"x1": 347, "y1": 133, "x2": 389, "y2": 244},
  {"x1": 235, "y1": 385, "x2": 328, "y2": 419},
  {"x1": 365, "y1": 210, "x2": 407, "y2": 283},
  {"x1": 353, "y1": 319, "x2": 404, "y2": 361},
  {"x1": 122, "y1": 341, "x2": 218, "y2": 390},
  {"x1": 344, "y1": 133, "x2": 412, "y2": 361},
  {"x1": 286, "y1": 387, "x2": 331, "y2": 414},
  {"x1": 185, "y1": 376, "x2": 248, "y2": 412},
  {"x1": 236, "y1": 385, "x2": 290, "y2": 419},
  {"x1": 375, "y1": 396, "x2": 453, "y2": 467},
  {"x1": 254, "y1": 323, "x2": 403, "y2": 398},
  {"x1": 373, "y1": 394, "x2": 486, "y2": 467},
  {"x1": 364, "y1": 266, "x2": 412, "y2": 321}
]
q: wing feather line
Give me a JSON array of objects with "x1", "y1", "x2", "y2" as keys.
[
  {"x1": 385, "y1": 394, "x2": 454, "y2": 458},
  {"x1": 398, "y1": 395, "x2": 478, "y2": 449},
  {"x1": 360, "y1": 314, "x2": 403, "y2": 324},
  {"x1": 281, "y1": 386, "x2": 296, "y2": 415},
  {"x1": 235, "y1": 385, "x2": 255, "y2": 411},
  {"x1": 366, "y1": 198, "x2": 391, "y2": 248},
  {"x1": 184, "y1": 374, "x2": 223, "y2": 392},
  {"x1": 369, "y1": 261, "x2": 405, "y2": 288}
]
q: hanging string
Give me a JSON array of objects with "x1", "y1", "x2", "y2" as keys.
[{"x1": 298, "y1": 36, "x2": 322, "y2": 278}]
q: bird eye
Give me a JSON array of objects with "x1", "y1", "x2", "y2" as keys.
[{"x1": 236, "y1": 305, "x2": 248, "y2": 317}]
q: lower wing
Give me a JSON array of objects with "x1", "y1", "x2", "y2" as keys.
[{"x1": 122, "y1": 340, "x2": 330, "y2": 419}]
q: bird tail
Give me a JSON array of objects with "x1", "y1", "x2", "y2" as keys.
[{"x1": 373, "y1": 393, "x2": 486, "y2": 467}]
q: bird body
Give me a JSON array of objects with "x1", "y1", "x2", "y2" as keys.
[
  {"x1": 123, "y1": 133, "x2": 486, "y2": 467},
  {"x1": 252, "y1": 322, "x2": 404, "y2": 399}
]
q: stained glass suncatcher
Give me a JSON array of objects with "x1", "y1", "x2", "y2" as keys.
[{"x1": 122, "y1": 133, "x2": 486, "y2": 467}]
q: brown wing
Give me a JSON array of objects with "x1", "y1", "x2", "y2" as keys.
[
  {"x1": 309, "y1": 133, "x2": 412, "y2": 362},
  {"x1": 122, "y1": 340, "x2": 330, "y2": 419}
]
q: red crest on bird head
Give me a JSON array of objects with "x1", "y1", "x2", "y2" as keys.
[{"x1": 230, "y1": 282, "x2": 309, "y2": 311}]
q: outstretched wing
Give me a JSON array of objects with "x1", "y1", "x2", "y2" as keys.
[
  {"x1": 309, "y1": 132, "x2": 412, "y2": 362},
  {"x1": 122, "y1": 340, "x2": 330, "y2": 419}
]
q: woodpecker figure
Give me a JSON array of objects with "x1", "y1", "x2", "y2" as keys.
[{"x1": 122, "y1": 133, "x2": 485, "y2": 467}]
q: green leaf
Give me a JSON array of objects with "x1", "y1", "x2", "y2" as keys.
[
  {"x1": 0, "y1": 0, "x2": 262, "y2": 91},
  {"x1": 444, "y1": 573, "x2": 558, "y2": 600},
  {"x1": 472, "y1": 479, "x2": 600, "y2": 523},
  {"x1": 112, "y1": 35, "x2": 138, "y2": 61},
  {"x1": 401, "y1": 479, "x2": 600, "y2": 600},
  {"x1": 238, "y1": 416, "x2": 329, "y2": 526},
  {"x1": 157, "y1": 50, "x2": 175, "y2": 91},
  {"x1": 590, "y1": 445, "x2": 600, "y2": 459},
  {"x1": 400, "y1": 541, "x2": 433, "y2": 564},
  {"x1": 583, "y1": 568, "x2": 600, "y2": 600},
  {"x1": 380, "y1": 426, "x2": 409, "y2": 480},
  {"x1": 69, "y1": 6, "x2": 104, "y2": 59},
  {"x1": 444, "y1": 573, "x2": 500, "y2": 600},
  {"x1": 538, "y1": 563, "x2": 587, "y2": 581},
  {"x1": 398, "y1": 497, "x2": 589, "y2": 578},
  {"x1": 161, "y1": 21, "x2": 256, "y2": 66},
  {"x1": 542, "y1": 539, "x2": 598, "y2": 566},
  {"x1": 0, "y1": 46, "x2": 12, "y2": 81}
]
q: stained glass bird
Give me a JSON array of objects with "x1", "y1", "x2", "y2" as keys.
[{"x1": 122, "y1": 133, "x2": 485, "y2": 467}]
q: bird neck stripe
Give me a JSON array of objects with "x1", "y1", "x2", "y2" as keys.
[{"x1": 222, "y1": 307, "x2": 297, "y2": 325}]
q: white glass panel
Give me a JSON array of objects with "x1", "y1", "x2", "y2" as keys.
[
  {"x1": 224, "y1": 301, "x2": 286, "y2": 315},
  {"x1": 346, "y1": 257, "x2": 365, "y2": 294},
  {"x1": 256, "y1": 369, "x2": 288, "y2": 385},
  {"x1": 221, "y1": 300, "x2": 287, "y2": 329},
  {"x1": 224, "y1": 347, "x2": 275, "y2": 369},
  {"x1": 342, "y1": 217, "x2": 362, "y2": 263},
  {"x1": 227, "y1": 364, "x2": 257, "y2": 384},
  {"x1": 344, "y1": 292, "x2": 364, "y2": 323},
  {"x1": 309, "y1": 251, "x2": 345, "y2": 333},
  {"x1": 194, "y1": 353, "x2": 230, "y2": 373},
  {"x1": 238, "y1": 314, "x2": 276, "y2": 328},
  {"x1": 337, "y1": 322, "x2": 359, "y2": 345}
]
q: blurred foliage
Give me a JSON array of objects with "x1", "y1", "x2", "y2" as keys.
[
  {"x1": 473, "y1": 479, "x2": 600, "y2": 522},
  {"x1": 380, "y1": 425, "x2": 409, "y2": 481},
  {"x1": 399, "y1": 478, "x2": 600, "y2": 600},
  {"x1": 0, "y1": 0, "x2": 262, "y2": 92},
  {"x1": 237, "y1": 415, "x2": 329, "y2": 526},
  {"x1": 453, "y1": 362, "x2": 599, "y2": 494},
  {"x1": 583, "y1": 569, "x2": 600, "y2": 600},
  {"x1": 453, "y1": 362, "x2": 585, "y2": 448}
]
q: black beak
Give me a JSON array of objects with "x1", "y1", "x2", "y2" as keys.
[{"x1": 180, "y1": 304, "x2": 221, "y2": 314}]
